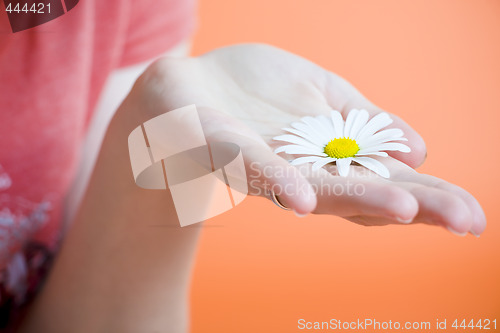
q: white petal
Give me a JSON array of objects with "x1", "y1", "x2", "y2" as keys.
[
  {"x1": 290, "y1": 156, "x2": 324, "y2": 165},
  {"x1": 358, "y1": 128, "x2": 405, "y2": 147},
  {"x1": 302, "y1": 116, "x2": 332, "y2": 141},
  {"x1": 343, "y1": 109, "x2": 359, "y2": 139},
  {"x1": 273, "y1": 134, "x2": 320, "y2": 150},
  {"x1": 282, "y1": 127, "x2": 327, "y2": 147},
  {"x1": 356, "y1": 113, "x2": 393, "y2": 142},
  {"x1": 336, "y1": 158, "x2": 352, "y2": 177},
  {"x1": 290, "y1": 121, "x2": 316, "y2": 137},
  {"x1": 330, "y1": 110, "x2": 344, "y2": 138},
  {"x1": 316, "y1": 114, "x2": 335, "y2": 137},
  {"x1": 275, "y1": 145, "x2": 327, "y2": 156},
  {"x1": 312, "y1": 157, "x2": 336, "y2": 171},
  {"x1": 349, "y1": 109, "x2": 370, "y2": 140},
  {"x1": 291, "y1": 121, "x2": 331, "y2": 146},
  {"x1": 355, "y1": 151, "x2": 389, "y2": 157},
  {"x1": 358, "y1": 142, "x2": 411, "y2": 154},
  {"x1": 352, "y1": 157, "x2": 390, "y2": 178}
]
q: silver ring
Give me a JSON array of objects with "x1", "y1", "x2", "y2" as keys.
[{"x1": 270, "y1": 189, "x2": 291, "y2": 211}]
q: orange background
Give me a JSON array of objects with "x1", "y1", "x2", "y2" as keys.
[{"x1": 190, "y1": 1, "x2": 500, "y2": 331}]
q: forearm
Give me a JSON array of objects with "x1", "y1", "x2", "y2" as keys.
[{"x1": 20, "y1": 97, "x2": 201, "y2": 333}]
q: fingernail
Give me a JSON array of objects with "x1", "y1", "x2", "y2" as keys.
[
  {"x1": 469, "y1": 230, "x2": 481, "y2": 238},
  {"x1": 396, "y1": 217, "x2": 413, "y2": 224},
  {"x1": 293, "y1": 210, "x2": 308, "y2": 218},
  {"x1": 446, "y1": 226, "x2": 467, "y2": 237}
]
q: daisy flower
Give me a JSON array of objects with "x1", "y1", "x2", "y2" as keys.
[{"x1": 273, "y1": 109, "x2": 410, "y2": 178}]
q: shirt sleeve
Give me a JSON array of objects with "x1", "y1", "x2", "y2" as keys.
[{"x1": 118, "y1": 0, "x2": 197, "y2": 67}]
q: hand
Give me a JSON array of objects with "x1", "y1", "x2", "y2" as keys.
[
  {"x1": 308, "y1": 158, "x2": 485, "y2": 236},
  {"x1": 127, "y1": 43, "x2": 485, "y2": 235}
]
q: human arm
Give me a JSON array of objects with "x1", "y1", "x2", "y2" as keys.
[{"x1": 20, "y1": 43, "x2": 485, "y2": 333}]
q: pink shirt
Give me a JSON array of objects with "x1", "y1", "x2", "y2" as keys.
[{"x1": 0, "y1": 0, "x2": 195, "y2": 326}]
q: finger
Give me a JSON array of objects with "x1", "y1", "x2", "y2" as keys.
[
  {"x1": 306, "y1": 166, "x2": 418, "y2": 222},
  {"x1": 433, "y1": 182, "x2": 486, "y2": 236},
  {"x1": 396, "y1": 182, "x2": 474, "y2": 235},
  {"x1": 393, "y1": 173, "x2": 486, "y2": 236},
  {"x1": 242, "y1": 143, "x2": 317, "y2": 214},
  {"x1": 345, "y1": 215, "x2": 410, "y2": 227}
]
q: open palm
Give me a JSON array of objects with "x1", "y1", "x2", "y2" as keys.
[{"x1": 132, "y1": 44, "x2": 485, "y2": 236}]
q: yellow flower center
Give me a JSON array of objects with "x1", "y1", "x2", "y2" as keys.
[{"x1": 324, "y1": 138, "x2": 360, "y2": 159}]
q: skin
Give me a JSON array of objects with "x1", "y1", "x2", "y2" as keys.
[{"x1": 19, "y1": 44, "x2": 485, "y2": 332}]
